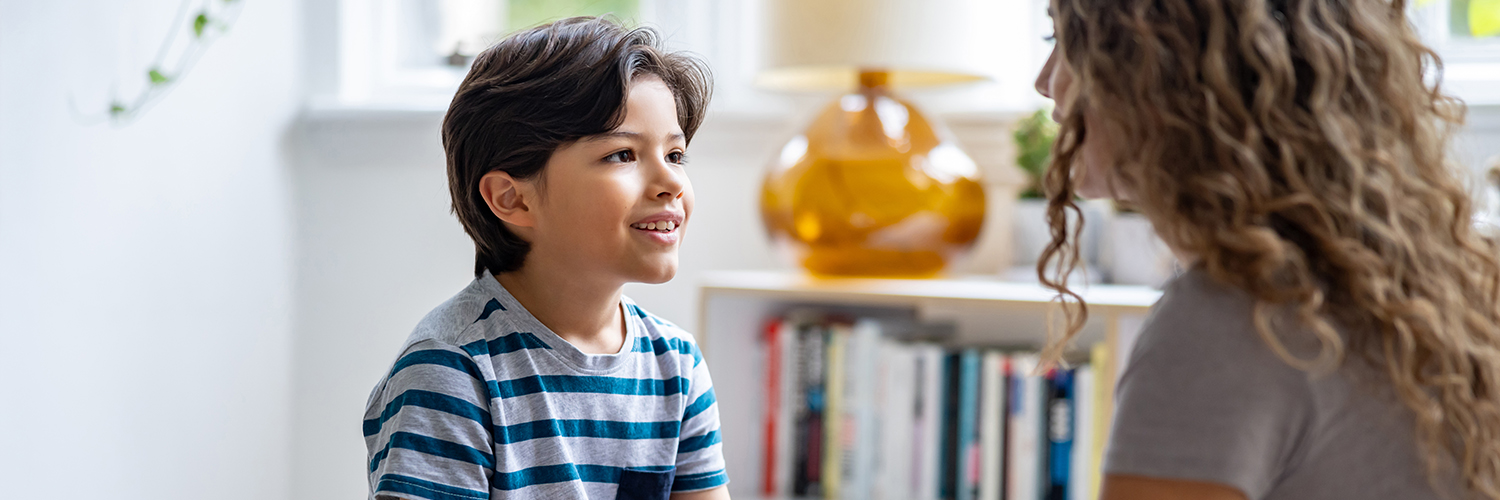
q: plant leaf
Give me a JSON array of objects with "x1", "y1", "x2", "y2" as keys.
[
  {"x1": 110, "y1": 102, "x2": 126, "y2": 116},
  {"x1": 194, "y1": 13, "x2": 209, "y2": 37},
  {"x1": 148, "y1": 68, "x2": 170, "y2": 85}
]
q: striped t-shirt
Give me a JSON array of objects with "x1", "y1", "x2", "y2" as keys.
[{"x1": 364, "y1": 271, "x2": 728, "y2": 499}]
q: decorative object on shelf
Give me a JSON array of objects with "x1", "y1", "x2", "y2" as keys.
[
  {"x1": 757, "y1": 0, "x2": 991, "y2": 278},
  {"x1": 1009, "y1": 109, "x2": 1057, "y2": 272},
  {"x1": 1099, "y1": 204, "x2": 1177, "y2": 288},
  {"x1": 73, "y1": 0, "x2": 244, "y2": 126},
  {"x1": 1003, "y1": 109, "x2": 1107, "y2": 283}
]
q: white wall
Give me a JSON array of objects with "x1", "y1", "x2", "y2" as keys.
[{"x1": 0, "y1": 1, "x2": 300, "y2": 499}]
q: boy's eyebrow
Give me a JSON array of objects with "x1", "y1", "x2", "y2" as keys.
[{"x1": 580, "y1": 131, "x2": 686, "y2": 143}]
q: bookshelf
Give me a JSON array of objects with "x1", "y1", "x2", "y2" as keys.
[{"x1": 695, "y1": 270, "x2": 1163, "y2": 499}]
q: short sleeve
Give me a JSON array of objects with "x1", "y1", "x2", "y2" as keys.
[
  {"x1": 672, "y1": 341, "x2": 730, "y2": 492},
  {"x1": 1104, "y1": 272, "x2": 1314, "y2": 500},
  {"x1": 364, "y1": 340, "x2": 497, "y2": 500}
]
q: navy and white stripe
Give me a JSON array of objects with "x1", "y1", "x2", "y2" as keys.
[{"x1": 363, "y1": 271, "x2": 727, "y2": 499}]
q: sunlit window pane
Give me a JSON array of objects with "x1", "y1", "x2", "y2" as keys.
[
  {"x1": 394, "y1": 0, "x2": 642, "y2": 69},
  {"x1": 506, "y1": 0, "x2": 639, "y2": 33},
  {"x1": 1450, "y1": 0, "x2": 1500, "y2": 39}
]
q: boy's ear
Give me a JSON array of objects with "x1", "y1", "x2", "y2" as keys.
[{"x1": 478, "y1": 171, "x2": 536, "y2": 228}]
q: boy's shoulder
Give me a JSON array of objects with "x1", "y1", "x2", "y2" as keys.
[
  {"x1": 400, "y1": 278, "x2": 498, "y2": 353},
  {"x1": 621, "y1": 296, "x2": 695, "y2": 340},
  {"x1": 621, "y1": 296, "x2": 705, "y2": 362}
]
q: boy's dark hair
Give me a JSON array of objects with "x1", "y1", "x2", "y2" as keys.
[{"x1": 442, "y1": 17, "x2": 712, "y2": 278}]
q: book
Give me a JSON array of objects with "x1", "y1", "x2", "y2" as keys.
[
  {"x1": 845, "y1": 319, "x2": 881, "y2": 500},
  {"x1": 1069, "y1": 366, "x2": 1094, "y2": 500},
  {"x1": 978, "y1": 351, "x2": 1007, "y2": 500},
  {"x1": 774, "y1": 317, "x2": 800, "y2": 496},
  {"x1": 877, "y1": 340, "x2": 918, "y2": 500},
  {"x1": 915, "y1": 345, "x2": 945, "y2": 500},
  {"x1": 1007, "y1": 354, "x2": 1042, "y2": 500},
  {"x1": 823, "y1": 323, "x2": 849, "y2": 499},
  {"x1": 938, "y1": 351, "x2": 963, "y2": 499},
  {"x1": 956, "y1": 349, "x2": 981, "y2": 500},
  {"x1": 793, "y1": 323, "x2": 825, "y2": 497},
  {"x1": 1087, "y1": 343, "x2": 1112, "y2": 500},
  {"x1": 1045, "y1": 369, "x2": 1074, "y2": 500},
  {"x1": 761, "y1": 319, "x2": 782, "y2": 496}
]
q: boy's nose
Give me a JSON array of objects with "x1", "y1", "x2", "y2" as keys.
[{"x1": 649, "y1": 161, "x2": 687, "y2": 200}]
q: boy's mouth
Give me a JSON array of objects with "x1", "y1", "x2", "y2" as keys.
[
  {"x1": 630, "y1": 211, "x2": 685, "y2": 234},
  {"x1": 630, "y1": 221, "x2": 677, "y2": 232}
]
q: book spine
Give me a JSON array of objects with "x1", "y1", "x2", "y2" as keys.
[
  {"x1": 1045, "y1": 370, "x2": 1074, "y2": 500},
  {"x1": 823, "y1": 324, "x2": 848, "y2": 500},
  {"x1": 1068, "y1": 366, "x2": 1093, "y2": 500},
  {"x1": 762, "y1": 319, "x2": 781, "y2": 496},
  {"x1": 1088, "y1": 343, "x2": 1112, "y2": 500},
  {"x1": 978, "y1": 351, "x2": 1005, "y2": 500},
  {"x1": 1007, "y1": 355, "x2": 1040, "y2": 500},
  {"x1": 879, "y1": 342, "x2": 917, "y2": 500},
  {"x1": 957, "y1": 349, "x2": 981, "y2": 500},
  {"x1": 794, "y1": 324, "x2": 825, "y2": 497},
  {"x1": 848, "y1": 320, "x2": 881, "y2": 500},
  {"x1": 938, "y1": 352, "x2": 962, "y2": 500},
  {"x1": 916, "y1": 346, "x2": 944, "y2": 500},
  {"x1": 776, "y1": 317, "x2": 798, "y2": 496}
]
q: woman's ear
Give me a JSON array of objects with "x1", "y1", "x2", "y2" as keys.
[{"x1": 478, "y1": 171, "x2": 537, "y2": 228}]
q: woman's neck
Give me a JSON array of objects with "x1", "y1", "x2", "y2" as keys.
[{"x1": 495, "y1": 267, "x2": 626, "y2": 355}]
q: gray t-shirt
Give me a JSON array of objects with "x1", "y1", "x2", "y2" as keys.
[
  {"x1": 1105, "y1": 269, "x2": 1458, "y2": 499},
  {"x1": 363, "y1": 271, "x2": 727, "y2": 499}
]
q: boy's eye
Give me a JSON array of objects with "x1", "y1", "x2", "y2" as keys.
[
  {"x1": 605, "y1": 150, "x2": 636, "y2": 163},
  {"x1": 667, "y1": 151, "x2": 687, "y2": 164}
]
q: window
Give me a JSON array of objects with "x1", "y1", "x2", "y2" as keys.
[
  {"x1": 321, "y1": 0, "x2": 1056, "y2": 116},
  {"x1": 1414, "y1": 0, "x2": 1500, "y2": 105}
]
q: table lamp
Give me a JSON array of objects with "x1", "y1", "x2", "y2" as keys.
[{"x1": 758, "y1": 0, "x2": 990, "y2": 278}]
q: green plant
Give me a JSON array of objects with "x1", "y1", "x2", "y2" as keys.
[{"x1": 1012, "y1": 108, "x2": 1058, "y2": 199}]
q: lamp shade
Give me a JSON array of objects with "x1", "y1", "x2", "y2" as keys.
[{"x1": 759, "y1": 0, "x2": 994, "y2": 91}]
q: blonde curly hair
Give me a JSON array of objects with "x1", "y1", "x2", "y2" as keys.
[{"x1": 1038, "y1": 0, "x2": 1500, "y2": 497}]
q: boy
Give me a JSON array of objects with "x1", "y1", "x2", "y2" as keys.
[{"x1": 363, "y1": 17, "x2": 728, "y2": 500}]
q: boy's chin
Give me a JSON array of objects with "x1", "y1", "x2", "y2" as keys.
[{"x1": 629, "y1": 261, "x2": 678, "y2": 285}]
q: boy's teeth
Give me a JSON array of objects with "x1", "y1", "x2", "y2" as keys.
[{"x1": 632, "y1": 221, "x2": 678, "y2": 231}]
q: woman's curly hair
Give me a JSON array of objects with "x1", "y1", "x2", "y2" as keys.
[{"x1": 1039, "y1": 0, "x2": 1500, "y2": 496}]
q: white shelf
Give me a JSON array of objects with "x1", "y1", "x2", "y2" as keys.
[
  {"x1": 701, "y1": 270, "x2": 1163, "y2": 311},
  {"x1": 695, "y1": 270, "x2": 1162, "y2": 497}
]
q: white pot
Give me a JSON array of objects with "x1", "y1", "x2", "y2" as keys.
[
  {"x1": 1011, "y1": 199, "x2": 1052, "y2": 267},
  {"x1": 1006, "y1": 198, "x2": 1105, "y2": 283},
  {"x1": 1101, "y1": 213, "x2": 1176, "y2": 288}
]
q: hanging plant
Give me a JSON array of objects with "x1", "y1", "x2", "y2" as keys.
[{"x1": 76, "y1": 0, "x2": 244, "y2": 126}]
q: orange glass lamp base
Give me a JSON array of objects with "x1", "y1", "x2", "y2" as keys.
[{"x1": 760, "y1": 71, "x2": 986, "y2": 278}]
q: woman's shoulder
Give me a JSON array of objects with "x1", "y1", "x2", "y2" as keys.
[{"x1": 1133, "y1": 268, "x2": 1271, "y2": 357}]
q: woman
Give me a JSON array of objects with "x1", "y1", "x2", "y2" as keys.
[{"x1": 1032, "y1": 0, "x2": 1500, "y2": 499}]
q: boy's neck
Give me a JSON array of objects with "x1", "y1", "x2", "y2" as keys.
[{"x1": 495, "y1": 267, "x2": 627, "y2": 355}]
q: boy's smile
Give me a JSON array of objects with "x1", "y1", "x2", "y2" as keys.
[{"x1": 629, "y1": 209, "x2": 685, "y2": 246}]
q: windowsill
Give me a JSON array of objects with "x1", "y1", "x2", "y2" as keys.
[
  {"x1": 298, "y1": 94, "x2": 1030, "y2": 127},
  {"x1": 298, "y1": 96, "x2": 1500, "y2": 129}
]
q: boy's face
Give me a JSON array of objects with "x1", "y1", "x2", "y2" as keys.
[{"x1": 526, "y1": 76, "x2": 694, "y2": 285}]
